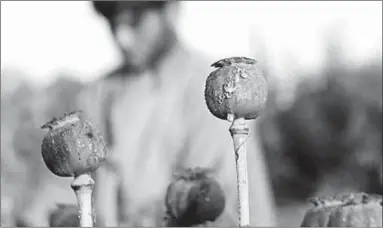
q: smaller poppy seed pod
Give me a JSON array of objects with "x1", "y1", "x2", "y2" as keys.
[
  {"x1": 204, "y1": 57, "x2": 268, "y2": 122},
  {"x1": 41, "y1": 110, "x2": 107, "y2": 177},
  {"x1": 48, "y1": 203, "x2": 101, "y2": 227},
  {"x1": 49, "y1": 204, "x2": 80, "y2": 227},
  {"x1": 164, "y1": 167, "x2": 226, "y2": 227},
  {"x1": 301, "y1": 192, "x2": 383, "y2": 227}
]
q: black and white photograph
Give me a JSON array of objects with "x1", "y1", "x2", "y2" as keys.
[{"x1": 1, "y1": 1, "x2": 382, "y2": 227}]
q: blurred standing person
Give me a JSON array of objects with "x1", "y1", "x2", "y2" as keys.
[{"x1": 77, "y1": 1, "x2": 276, "y2": 226}]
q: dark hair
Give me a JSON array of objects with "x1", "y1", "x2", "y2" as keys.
[
  {"x1": 92, "y1": 1, "x2": 168, "y2": 21},
  {"x1": 92, "y1": 1, "x2": 117, "y2": 21}
]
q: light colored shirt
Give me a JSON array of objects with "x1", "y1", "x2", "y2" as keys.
[{"x1": 77, "y1": 41, "x2": 277, "y2": 226}]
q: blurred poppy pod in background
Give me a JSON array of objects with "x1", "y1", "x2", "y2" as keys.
[
  {"x1": 165, "y1": 167, "x2": 226, "y2": 227},
  {"x1": 49, "y1": 204, "x2": 79, "y2": 227},
  {"x1": 301, "y1": 192, "x2": 382, "y2": 227}
]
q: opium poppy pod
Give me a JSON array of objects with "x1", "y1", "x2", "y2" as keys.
[
  {"x1": 204, "y1": 57, "x2": 268, "y2": 122},
  {"x1": 300, "y1": 196, "x2": 344, "y2": 227},
  {"x1": 165, "y1": 168, "x2": 226, "y2": 227},
  {"x1": 49, "y1": 204, "x2": 80, "y2": 227},
  {"x1": 327, "y1": 193, "x2": 382, "y2": 227},
  {"x1": 301, "y1": 192, "x2": 383, "y2": 227},
  {"x1": 41, "y1": 111, "x2": 107, "y2": 177}
]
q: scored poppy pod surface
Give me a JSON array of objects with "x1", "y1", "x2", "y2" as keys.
[
  {"x1": 205, "y1": 57, "x2": 268, "y2": 121},
  {"x1": 41, "y1": 111, "x2": 107, "y2": 177}
]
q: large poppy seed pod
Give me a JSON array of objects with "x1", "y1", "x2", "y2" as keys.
[
  {"x1": 165, "y1": 167, "x2": 226, "y2": 227},
  {"x1": 205, "y1": 57, "x2": 268, "y2": 121},
  {"x1": 41, "y1": 111, "x2": 107, "y2": 177},
  {"x1": 301, "y1": 192, "x2": 383, "y2": 227}
]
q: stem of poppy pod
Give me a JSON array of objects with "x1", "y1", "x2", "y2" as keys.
[
  {"x1": 228, "y1": 115, "x2": 250, "y2": 227},
  {"x1": 71, "y1": 173, "x2": 95, "y2": 227}
]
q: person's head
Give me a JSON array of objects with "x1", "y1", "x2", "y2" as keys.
[{"x1": 92, "y1": 1, "x2": 181, "y2": 71}]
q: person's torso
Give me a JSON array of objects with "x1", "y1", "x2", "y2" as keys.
[
  {"x1": 79, "y1": 44, "x2": 276, "y2": 226},
  {"x1": 86, "y1": 45, "x2": 233, "y2": 224}
]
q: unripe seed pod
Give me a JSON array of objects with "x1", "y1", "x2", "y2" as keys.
[
  {"x1": 205, "y1": 57, "x2": 268, "y2": 121},
  {"x1": 301, "y1": 192, "x2": 383, "y2": 227},
  {"x1": 165, "y1": 167, "x2": 226, "y2": 227},
  {"x1": 41, "y1": 111, "x2": 107, "y2": 177},
  {"x1": 49, "y1": 204, "x2": 80, "y2": 227}
]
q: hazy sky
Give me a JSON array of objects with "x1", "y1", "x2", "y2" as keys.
[{"x1": 1, "y1": 1, "x2": 382, "y2": 86}]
